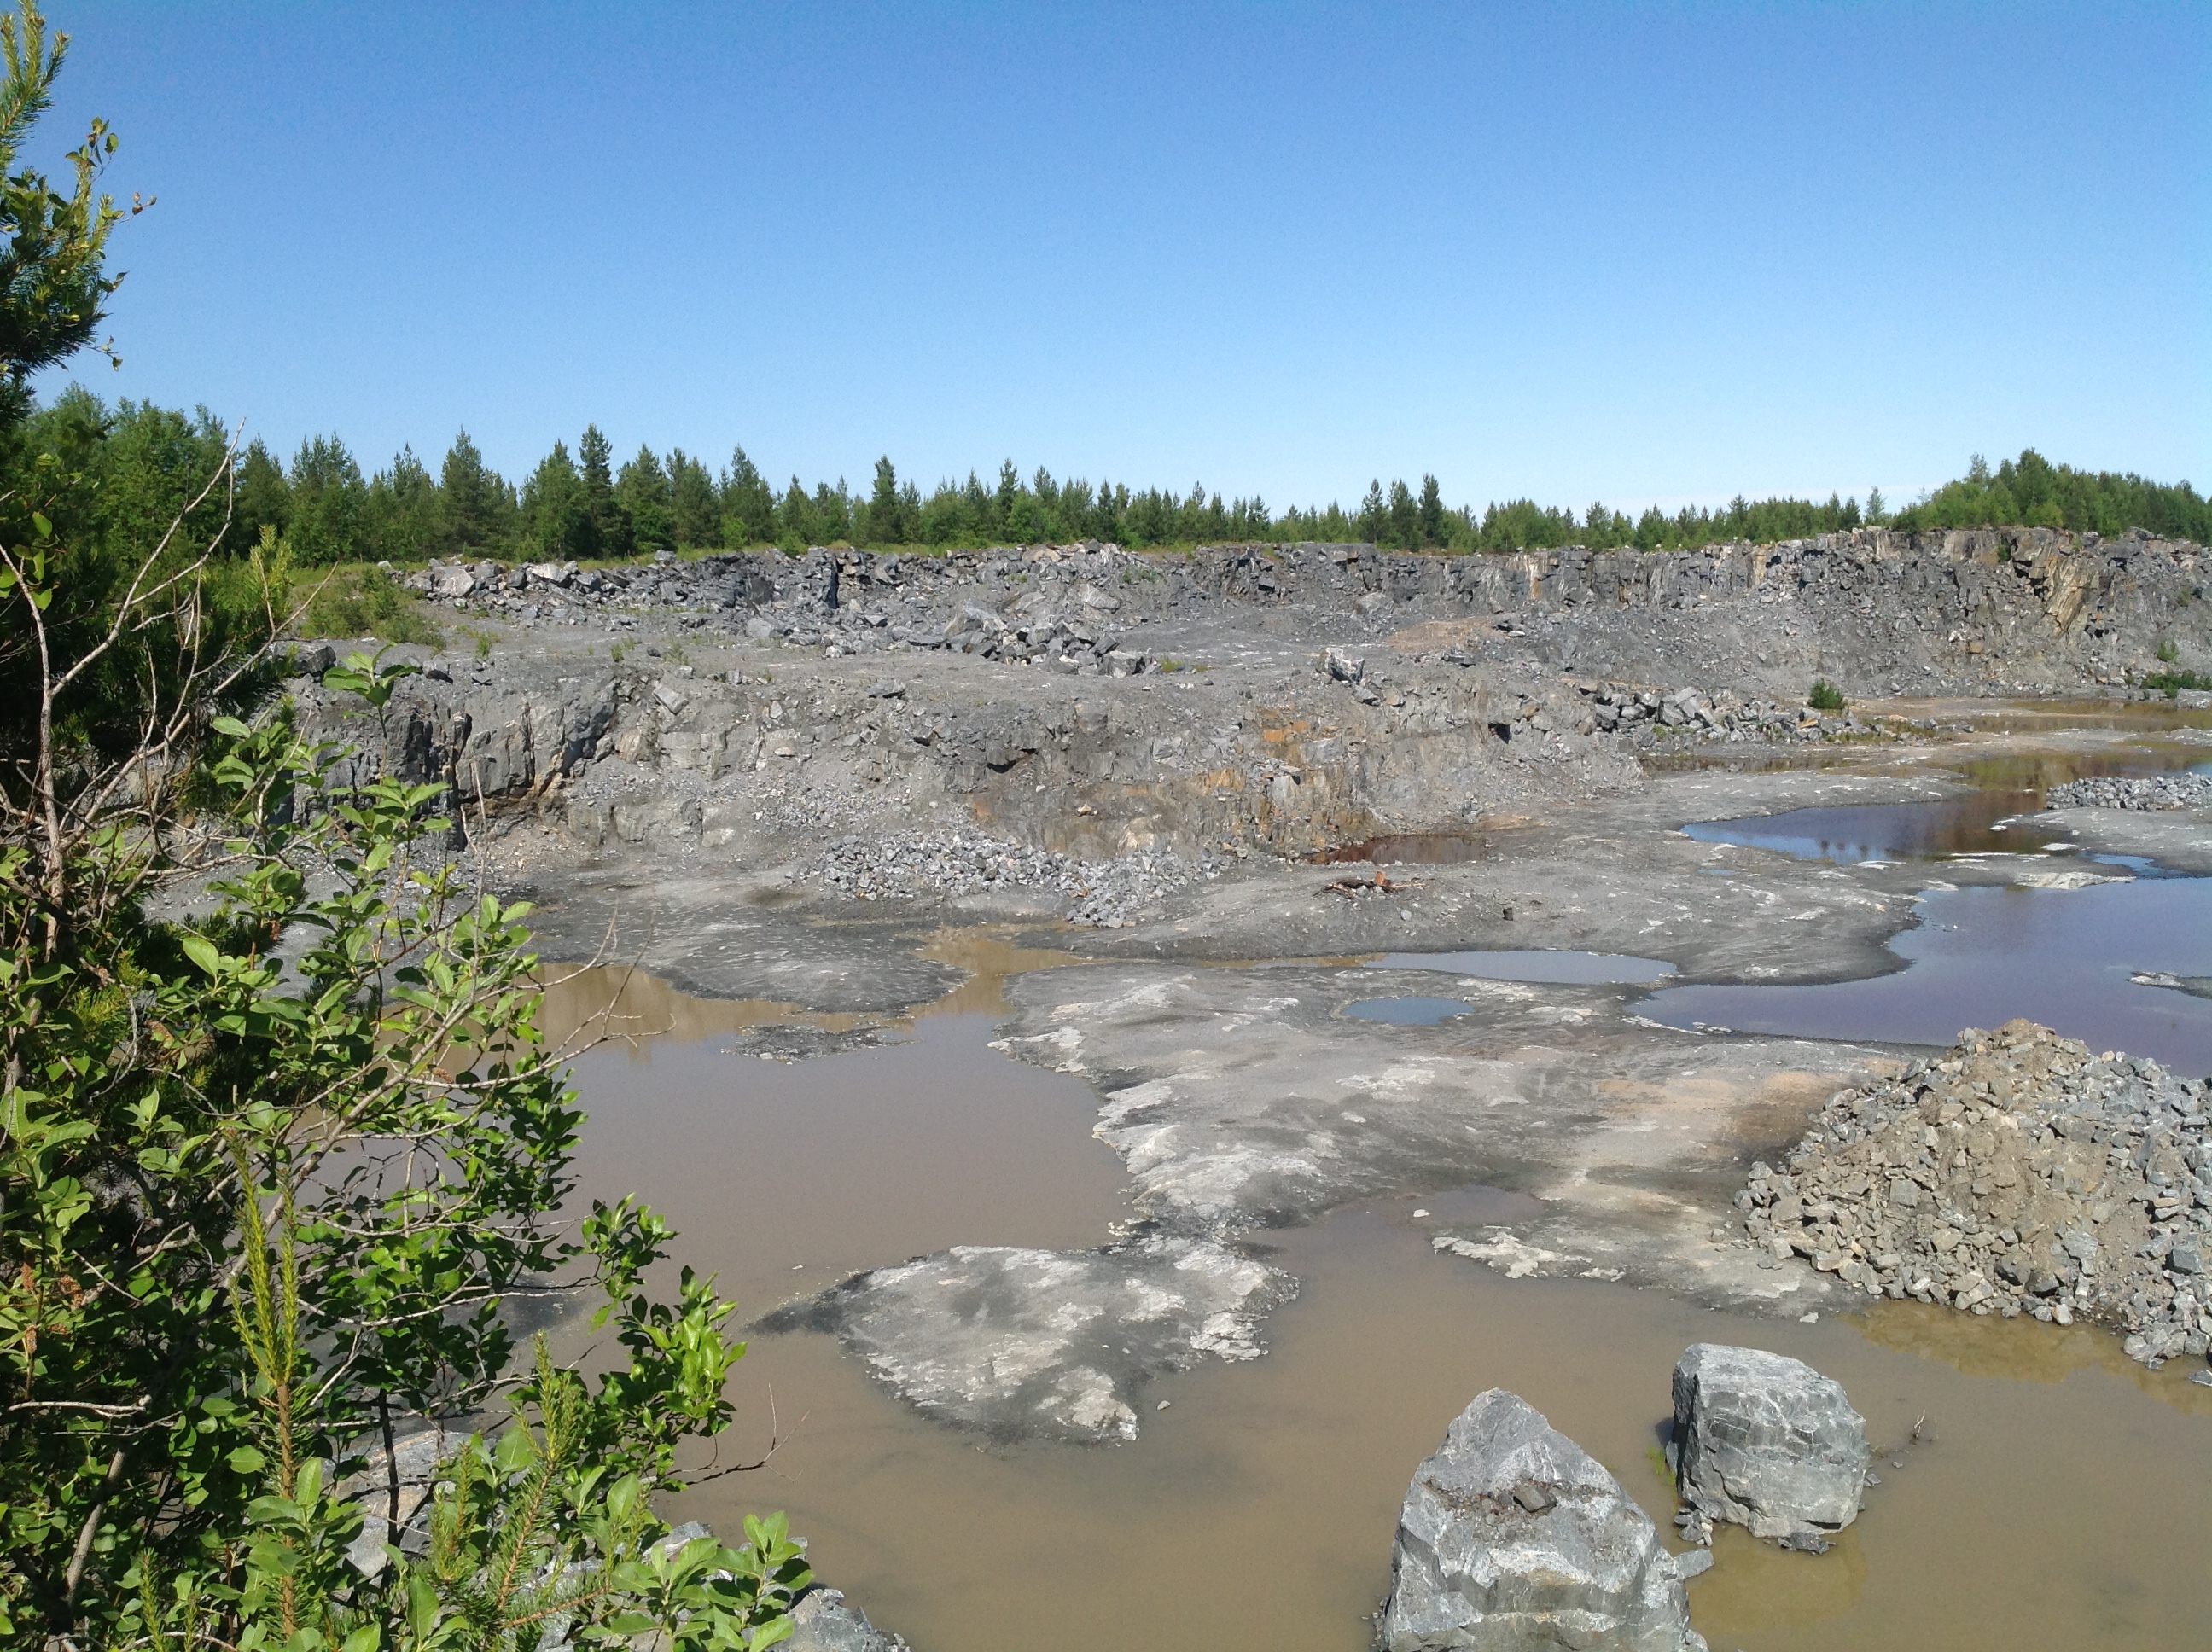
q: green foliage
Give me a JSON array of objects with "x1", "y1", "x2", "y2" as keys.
[
  {"x1": 1807, "y1": 679, "x2": 1848, "y2": 712},
  {"x1": 0, "y1": 3, "x2": 143, "y2": 424},
  {"x1": 2155, "y1": 638, "x2": 2179, "y2": 663},
  {"x1": 2142, "y1": 670, "x2": 2211, "y2": 697},
  {"x1": 1890, "y1": 449, "x2": 2212, "y2": 542},
  {"x1": 300, "y1": 558, "x2": 442, "y2": 645}
]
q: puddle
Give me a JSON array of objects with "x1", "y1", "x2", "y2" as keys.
[
  {"x1": 1646, "y1": 878, "x2": 2212, "y2": 1071},
  {"x1": 1683, "y1": 749, "x2": 2211, "y2": 866},
  {"x1": 1371, "y1": 949, "x2": 1677, "y2": 985},
  {"x1": 1344, "y1": 994, "x2": 1476, "y2": 1025}
]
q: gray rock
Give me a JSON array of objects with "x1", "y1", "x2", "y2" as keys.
[
  {"x1": 1382, "y1": 1388, "x2": 1704, "y2": 1651},
  {"x1": 787, "y1": 1588, "x2": 910, "y2": 1651},
  {"x1": 1671, "y1": 1344, "x2": 1867, "y2": 1540},
  {"x1": 766, "y1": 1238, "x2": 1295, "y2": 1443}
]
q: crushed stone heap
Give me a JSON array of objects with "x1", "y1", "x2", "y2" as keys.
[
  {"x1": 810, "y1": 829, "x2": 1217, "y2": 928},
  {"x1": 2044, "y1": 773, "x2": 2212, "y2": 811},
  {"x1": 1737, "y1": 1020, "x2": 2212, "y2": 1369}
]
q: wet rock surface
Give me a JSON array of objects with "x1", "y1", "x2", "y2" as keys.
[
  {"x1": 760, "y1": 1238, "x2": 1296, "y2": 1443},
  {"x1": 1669, "y1": 1343, "x2": 1868, "y2": 1540},
  {"x1": 1382, "y1": 1388, "x2": 1704, "y2": 1652},
  {"x1": 1734, "y1": 1020, "x2": 2212, "y2": 1369},
  {"x1": 786, "y1": 1588, "x2": 910, "y2": 1652}
]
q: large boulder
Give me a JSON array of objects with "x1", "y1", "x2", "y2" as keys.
[
  {"x1": 1670, "y1": 1344, "x2": 1868, "y2": 1540},
  {"x1": 1382, "y1": 1389, "x2": 1704, "y2": 1651}
]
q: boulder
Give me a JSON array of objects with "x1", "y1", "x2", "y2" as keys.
[
  {"x1": 1382, "y1": 1389, "x2": 1704, "y2": 1651},
  {"x1": 1670, "y1": 1344, "x2": 1867, "y2": 1540}
]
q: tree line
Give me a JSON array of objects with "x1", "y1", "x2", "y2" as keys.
[{"x1": 19, "y1": 383, "x2": 2211, "y2": 571}]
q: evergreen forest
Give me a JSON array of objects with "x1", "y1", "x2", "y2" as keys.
[{"x1": 20, "y1": 385, "x2": 2212, "y2": 573}]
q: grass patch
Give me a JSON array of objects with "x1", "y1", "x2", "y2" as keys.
[
  {"x1": 300, "y1": 565, "x2": 441, "y2": 646},
  {"x1": 2143, "y1": 670, "x2": 2212, "y2": 697}
]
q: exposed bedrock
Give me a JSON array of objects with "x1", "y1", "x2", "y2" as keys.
[
  {"x1": 1668, "y1": 1344, "x2": 1869, "y2": 1540},
  {"x1": 757, "y1": 1238, "x2": 1295, "y2": 1443},
  {"x1": 1382, "y1": 1388, "x2": 1704, "y2": 1652},
  {"x1": 288, "y1": 526, "x2": 2209, "y2": 881}
]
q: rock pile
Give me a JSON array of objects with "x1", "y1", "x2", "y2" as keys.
[
  {"x1": 812, "y1": 829, "x2": 1215, "y2": 927},
  {"x1": 1736, "y1": 1020, "x2": 2212, "y2": 1367},
  {"x1": 1670, "y1": 1345, "x2": 1867, "y2": 1544},
  {"x1": 1575, "y1": 683, "x2": 1915, "y2": 747},
  {"x1": 2045, "y1": 772, "x2": 2212, "y2": 811},
  {"x1": 1382, "y1": 1389, "x2": 1705, "y2": 1652}
]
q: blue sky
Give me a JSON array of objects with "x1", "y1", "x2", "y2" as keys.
[{"x1": 37, "y1": 1, "x2": 2212, "y2": 515}]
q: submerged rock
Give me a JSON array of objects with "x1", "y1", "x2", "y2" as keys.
[
  {"x1": 1382, "y1": 1388, "x2": 1704, "y2": 1651},
  {"x1": 1670, "y1": 1344, "x2": 1867, "y2": 1540},
  {"x1": 763, "y1": 1236, "x2": 1295, "y2": 1442},
  {"x1": 787, "y1": 1587, "x2": 910, "y2": 1651}
]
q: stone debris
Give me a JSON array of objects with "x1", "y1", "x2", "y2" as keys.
[
  {"x1": 1735, "y1": 1020, "x2": 2212, "y2": 1369},
  {"x1": 2044, "y1": 773, "x2": 2212, "y2": 811},
  {"x1": 761, "y1": 1238, "x2": 1297, "y2": 1444},
  {"x1": 1575, "y1": 681, "x2": 1922, "y2": 747},
  {"x1": 1381, "y1": 1388, "x2": 1706, "y2": 1652},
  {"x1": 811, "y1": 829, "x2": 1216, "y2": 927},
  {"x1": 1669, "y1": 1344, "x2": 1868, "y2": 1541}
]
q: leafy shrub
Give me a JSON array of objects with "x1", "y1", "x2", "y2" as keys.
[
  {"x1": 2143, "y1": 670, "x2": 2212, "y2": 697},
  {"x1": 1807, "y1": 679, "x2": 1847, "y2": 712}
]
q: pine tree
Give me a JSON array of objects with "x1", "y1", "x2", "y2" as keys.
[
  {"x1": 287, "y1": 433, "x2": 369, "y2": 564},
  {"x1": 1417, "y1": 474, "x2": 1444, "y2": 547},
  {"x1": 438, "y1": 430, "x2": 508, "y2": 558},
  {"x1": 720, "y1": 445, "x2": 777, "y2": 546},
  {"x1": 1357, "y1": 480, "x2": 1386, "y2": 544},
  {"x1": 364, "y1": 445, "x2": 439, "y2": 561},
  {"x1": 777, "y1": 476, "x2": 816, "y2": 550},
  {"x1": 578, "y1": 423, "x2": 630, "y2": 559},
  {"x1": 521, "y1": 439, "x2": 590, "y2": 561},
  {"x1": 234, "y1": 436, "x2": 291, "y2": 553},
  {"x1": 615, "y1": 443, "x2": 674, "y2": 553},
  {"x1": 1385, "y1": 479, "x2": 1417, "y2": 549},
  {"x1": 862, "y1": 455, "x2": 905, "y2": 546},
  {"x1": 668, "y1": 448, "x2": 719, "y2": 548},
  {"x1": 1866, "y1": 486, "x2": 1887, "y2": 526}
]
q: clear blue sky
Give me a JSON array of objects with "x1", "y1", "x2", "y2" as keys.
[{"x1": 36, "y1": 1, "x2": 2212, "y2": 515}]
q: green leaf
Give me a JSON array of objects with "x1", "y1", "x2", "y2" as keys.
[
  {"x1": 180, "y1": 934, "x2": 224, "y2": 975},
  {"x1": 227, "y1": 1445, "x2": 267, "y2": 1474}
]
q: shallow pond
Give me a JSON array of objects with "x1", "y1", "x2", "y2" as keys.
[{"x1": 553, "y1": 925, "x2": 2212, "y2": 1651}]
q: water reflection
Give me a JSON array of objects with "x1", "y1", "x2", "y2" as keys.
[
  {"x1": 1645, "y1": 879, "x2": 2212, "y2": 1070},
  {"x1": 1370, "y1": 948, "x2": 1677, "y2": 985}
]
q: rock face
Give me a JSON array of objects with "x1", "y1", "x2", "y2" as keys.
[
  {"x1": 1735, "y1": 1021, "x2": 2212, "y2": 1367},
  {"x1": 2046, "y1": 772, "x2": 2212, "y2": 811},
  {"x1": 763, "y1": 1238, "x2": 1295, "y2": 1443},
  {"x1": 1669, "y1": 1345, "x2": 1867, "y2": 1540},
  {"x1": 1382, "y1": 1389, "x2": 1704, "y2": 1652}
]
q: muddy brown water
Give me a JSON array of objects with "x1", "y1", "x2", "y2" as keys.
[{"x1": 551, "y1": 936, "x2": 2212, "y2": 1651}]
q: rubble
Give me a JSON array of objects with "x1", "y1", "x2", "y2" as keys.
[
  {"x1": 2045, "y1": 773, "x2": 2212, "y2": 811},
  {"x1": 1733, "y1": 1020, "x2": 2212, "y2": 1368},
  {"x1": 811, "y1": 829, "x2": 1216, "y2": 927}
]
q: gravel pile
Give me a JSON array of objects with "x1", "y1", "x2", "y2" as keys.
[
  {"x1": 2045, "y1": 772, "x2": 2212, "y2": 811},
  {"x1": 812, "y1": 829, "x2": 1215, "y2": 927},
  {"x1": 1738, "y1": 1020, "x2": 2212, "y2": 1369}
]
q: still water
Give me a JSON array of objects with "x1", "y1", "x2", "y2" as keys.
[{"x1": 556, "y1": 901, "x2": 2212, "y2": 1651}]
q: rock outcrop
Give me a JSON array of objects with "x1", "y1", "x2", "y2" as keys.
[
  {"x1": 1668, "y1": 1345, "x2": 1867, "y2": 1540},
  {"x1": 762, "y1": 1238, "x2": 1296, "y2": 1443},
  {"x1": 1735, "y1": 1021, "x2": 2212, "y2": 1369},
  {"x1": 1382, "y1": 1388, "x2": 1704, "y2": 1652}
]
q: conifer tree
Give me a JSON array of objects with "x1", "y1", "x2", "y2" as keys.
[
  {"x1": 577, "y1": 423, "x2": 629, "y2": 559},
  {"x1": 1417, "y1": 474, "x2": 1444, "y2": 547},
  {"x1": 668, "y1": 448, "x2": 719, "y2": 548},
  {"x1": 437, "y1": 429, "x2": 507, "y2": 557},
  {"x1": 719, "y1": 445, "x2": 777, "y2": 546},
  {"x1": 1357, "y1": 480, "x2": 1386, "y2": 543},
  {"x1": 615, "y1": 443, "x2": 674, "y2": 553}
]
